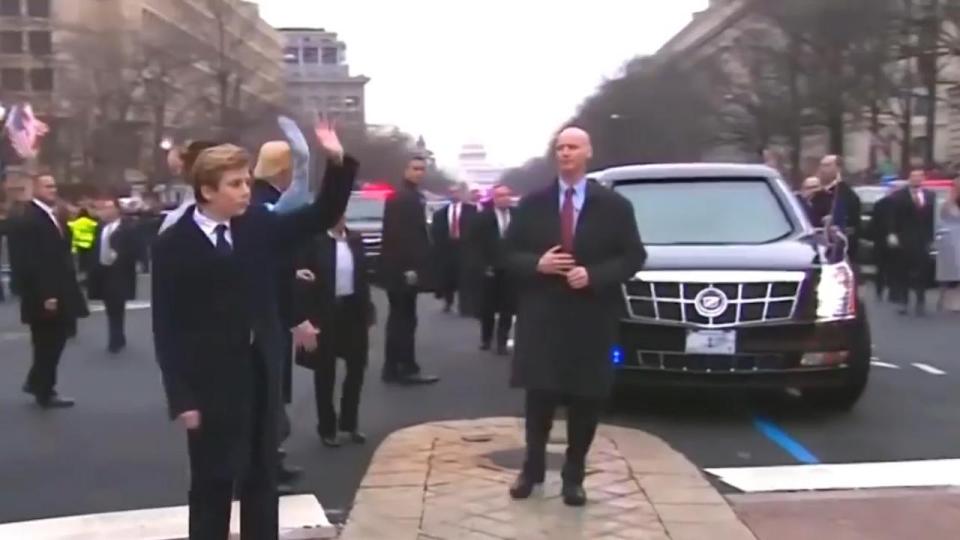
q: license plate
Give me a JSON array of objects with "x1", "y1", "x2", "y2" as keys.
[{"x1": 685, "y1": 330, "x2": 736, "y2": 355}]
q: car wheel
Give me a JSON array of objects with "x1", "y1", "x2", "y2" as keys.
[{"x1": 806, "y1": 302, "x2": 872, "y2": 411}]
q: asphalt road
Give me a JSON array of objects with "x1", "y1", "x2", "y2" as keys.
[{"x1": 0, "y1": 282, "x2": 956, "y2": 525}]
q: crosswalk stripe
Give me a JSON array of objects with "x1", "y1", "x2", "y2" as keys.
[
  {"x1": 707, "y1": 459, "x2": 960, "y2": 493},
  {"x1": 870, "y1": 361, "x2": 900, "y2": 369},
  {"x1": 912, "y1": 363, "x2": 947, "y2": 375},
  {"x1": 0, "y1": 494, "x2": 334, "y2": 539}
]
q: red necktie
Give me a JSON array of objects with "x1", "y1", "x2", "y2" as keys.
[
  {"x1": 561, "y1": 188, "x2": 575, "y2": 253},
  {"x1": 451, "y1": 204, "x2": 460, "y2": 239}
]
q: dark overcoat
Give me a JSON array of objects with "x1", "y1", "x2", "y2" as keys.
[
  {"x1": 86, "y1": 219, "x2": 141, "y2": 302},
  {"x1": 292, "y1": 230, "x2": 374, "y2": 370},
  {"x1": 378, "y1": 182, "x2": 436, "y2": 292},
  {"x1": 10, "y1": 202, "x2": 89, "y2": 325},
  {"x1": 151, "y1": 156, "x2": 355, "y2": 478},
  {"x1": 505, "y1": 181, "x2": 646, "y2": 398}
]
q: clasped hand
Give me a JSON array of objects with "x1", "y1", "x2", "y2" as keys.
[{"x1": 537, "y1": 245, "x2": 589, "y2": 289}]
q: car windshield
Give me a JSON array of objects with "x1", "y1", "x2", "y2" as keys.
[
  {"x1": 345, "y1": 197, "x2": 385, "y2": 221},
  {"x1": 614, "y1": 178, "x2": 794, "y2": 245}
]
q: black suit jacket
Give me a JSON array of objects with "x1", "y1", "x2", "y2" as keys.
[
  {"x1": 505, "y1": 181, "x2": 646, "y2": 398},
  {"x1": 431, "y1": 202, "x2": 478, "y2": 251},
  {"x1": 292, "y1": 230, "x2": 374, "y2": 369},
  {"x1": 86, "y1": 218, "x2": 141, "y2": 302},
  {"x1": 151, "y1": 156, "x2": 355, "y2": 475},
  {"x1": 379, "y1": 181, "x2": 434, "y2": 291},
  {"x1": 888, "y1": 187, "x2": 936, "y2": 256},
  {"x1": 10, "y1": 202, "x2": 89, "y2": 324},
  {"x1": 473, "y1": 206, "x2": 513, "y2": 271}
]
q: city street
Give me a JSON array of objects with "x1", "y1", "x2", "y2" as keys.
[{"x1": 0, "y1": 282, "x2": 958, "y2": 537}]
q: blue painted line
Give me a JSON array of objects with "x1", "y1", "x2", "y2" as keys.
[{"x1": 752, "y1": 416, "x2": 820, "y2": 464}]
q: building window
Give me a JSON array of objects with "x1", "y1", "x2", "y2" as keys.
[
  {"x1": 0, "y1": 0, "x2": 19, "y2": 16},
  {"x1": 321, "y1": 46, "x2": 338, "y2": 65},
  {"x1": 1, "y1": 67, "x2": 25, "y2": 90},
  {"x1": 283, "y1": 46, "x2": 299, "y2": 64},
  {"x1": 344, "y1": 96, "x2": 361, "y2": 109},
  {"x1": 302, "y1": 46, "x2": 318, "y2": 64},
  {"x1": 30, "y1": 67, "x2": 52, "y2": 90},
  {"x1": 26, "y1": 0, "x2": 47, "y2": 17},
  {"x1": 0, "y1": 31, "x2": 22, "y2": 53},
  {"x1": 28, "y1": 30, "x2": 50, "y2": 54}
]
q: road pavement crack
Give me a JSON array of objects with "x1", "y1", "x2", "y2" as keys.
[{"x1": 418, "y1": 436, "x2": 439, "y2": 533}]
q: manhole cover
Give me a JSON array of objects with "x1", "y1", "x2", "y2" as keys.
[{"x1": 485, "y1": 448, "x2": 565, "y2": 471}]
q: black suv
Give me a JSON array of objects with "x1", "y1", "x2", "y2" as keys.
[{"x1": 602, "y1": 164, "x2": 871, "y2": 410}]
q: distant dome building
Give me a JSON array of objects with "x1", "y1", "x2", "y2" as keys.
[{"x1": 456, "y1": 143, "x2": 505, "y2": 190}]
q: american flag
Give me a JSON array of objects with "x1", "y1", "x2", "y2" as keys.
[{"x1": 4, "y1": 103, "x2": 49, "y2": 159}]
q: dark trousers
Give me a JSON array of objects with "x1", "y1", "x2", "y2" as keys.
[
  {"x1": 874, "y1": 246, "x2": 890, "y2": 299},
  {"x1": 187, "y1": 357, "x2": 278, "y2": 540},
  {"x1": 439, "y1": 243, "x2": 461, "y2": 309},
  {"x1": 251, "y1": 338, "x2": 292, "y2": 449},
  {"x1": 384, "y1": 288, "x2": 419, "y2": 378},
  {"x1": 105, "y1": 297, "x2": 126, "y2": 349},
  {"x1": 522, "y1": 390, "x2": 602, "y2": 486},
  {"x1": 481, "y1": 270, "x2": 514, "y2": 347},
  {"x1": 890, "y1": 247, "x2": 929, "y2": 308},
  {"x1": 314, "y1": 299, "x2": 367, "y2": 436},
  {"x1": 25, "y1": 319, "x2": 70, "y2": 401}
]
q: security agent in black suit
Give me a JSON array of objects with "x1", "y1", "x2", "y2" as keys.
[
  {"x1": 431, "y1": 183, "x2": 478, "y2": 314},
  {"x1": 86, "y1": 197, "x2": 141, "y2": 353},
  {"x1": 152, "y1": 137, "x2": 355, "y2": 540},
  {"x1": 887, "y1": 169, "x2": 936, "y2": 316},
  {"x1": 378, "y1": 156, "x2": 440, "y2": 385},
  {"x1": 292, "y1": 216, "x2": 375, "y2": 447},
  {"x1": 472, "y1": 184, "x2": 516, "y2": 355},
  {"x1": 505, "y1": 127, "x2": 646, "y2": 507},
  {"x1": 870, "y1": 193, "x2": 895, "y2": 301},
  {"x1": 10, "y1": 173, "x2": 90, "y2": 408}
]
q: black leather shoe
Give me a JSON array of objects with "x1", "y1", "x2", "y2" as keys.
[
  {"x1": 277, "y1": 483, "x2": 295, "y2": 496},
  {"x1": 562, "y1": 484, "x2": 587, "y2": 507},
  {"x1": 321, "y1": 434, "x2": 342, "y2": 448},
  {"x1": 509, "y1": 475, "x2": 542, "y2": 500},
  {"x1": 496, "y1": 344, "x2": 509, "y2": 356},
  {"x1": 278, "y1": 464, "x2": 303, "y2": 484},
  {"x1": 479, "y1": 342, "x2": 491, "y2": 351},
  {"x1": 38, "y1": 395, "x2": 75, "y2": 409},
  {"x1": 22, "y1": 384, "x2": 34, "y2": 396},
  {"x1": 399, "y1": 374, "x2": 440, "y2": 385},
  {"x1": 343, "y1": 431, "x2": 367, "y2": 445}
]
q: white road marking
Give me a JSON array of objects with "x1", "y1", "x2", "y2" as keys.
[
  {"x1": 0, "y1": 494, "x2": 334, "y2": 539},
  {"x1": 912, "y1": 363, "x2": 947, "y2": 375},
  {"x1": 870, "y1": 361, "x2": 900, "y2": 369},
  {"x1": 87, "y1": 300, "x2": 151, "y2": 314},
  {"x1": 707, "y1": 459, "x2": 960, "y2": 493}
]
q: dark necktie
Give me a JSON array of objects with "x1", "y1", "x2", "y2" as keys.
[
  {"x1": 451, "y1": 204, "x2": 460, "y2": 239},
  {"x1": 561, "y1": 187, "x2": 575, "y2": 253},
  {"x1": 214, "y1": 224, "x2": 232, "y2": 256}
]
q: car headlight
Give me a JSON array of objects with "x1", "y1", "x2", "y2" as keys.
[{"x1": 816, "y1": 262, "x2": 857, "y2": 321}]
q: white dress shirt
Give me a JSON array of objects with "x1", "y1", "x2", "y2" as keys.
[
  {"x1": 32, "y1": 199, "x2": 62, "y2": 234},
  {"x1": 496, "y1": 208, "x2": 510, "y2": 238},
  {"x1": 330, "y1": 230, "x2": 355, "y2": 297},
  {"x1": 99, "y1": 220, "x2": 120, "y2": 266},
  {"x1": 192, "y1": 207, "x2": 232, "y2": 247}
]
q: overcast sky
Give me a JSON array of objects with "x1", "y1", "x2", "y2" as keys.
[{"x1": 252, "y1": 1, "x2": 708, "y2": 168}]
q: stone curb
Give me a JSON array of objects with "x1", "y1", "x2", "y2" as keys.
[{"x1": 340, "y1": 417, "x2": 756, "y2": 540}]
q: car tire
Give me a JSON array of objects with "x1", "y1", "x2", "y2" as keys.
[{"x1": 805, "y1": 302, "x2": 872, "y2": 411}]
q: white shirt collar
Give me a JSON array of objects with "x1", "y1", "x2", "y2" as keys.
[
  {"x1": 328, "y1": 229, "x2": 348, "y2": 241},
  {"x1": 32, "y1": 198, "x2": 56, "y2": 215},
  {"x1": 192, "y1": 207, "x2": 231, "y2": 246}
]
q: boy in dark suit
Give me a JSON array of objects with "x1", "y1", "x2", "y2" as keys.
[{"x1": 152, "y1": 122, "x2": 355, "y2": 540}]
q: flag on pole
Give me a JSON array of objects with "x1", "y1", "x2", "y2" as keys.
[{"x1": 4, "y1": 103, "x2": 49, "y2": 159}]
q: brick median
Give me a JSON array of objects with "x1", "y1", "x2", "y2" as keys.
[{"x1": 340, "y1": 417, "x2": 756, "y2": 540}]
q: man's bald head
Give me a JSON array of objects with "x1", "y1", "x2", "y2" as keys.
[{"x1": 554, "y1": 126, "x2": 593, "y2": 181}]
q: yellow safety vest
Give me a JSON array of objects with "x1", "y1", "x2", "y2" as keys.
[{"x1": 67, "y1": 216, "x2": 97, "y2": 253}]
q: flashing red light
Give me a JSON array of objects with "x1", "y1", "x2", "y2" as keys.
[{"x1": 359, "y1": 181, "x2": 395, "y2": 199}]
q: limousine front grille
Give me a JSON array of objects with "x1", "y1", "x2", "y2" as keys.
[{"x1": 622, "y1": 270, "x2": 805, "y2": 328}]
